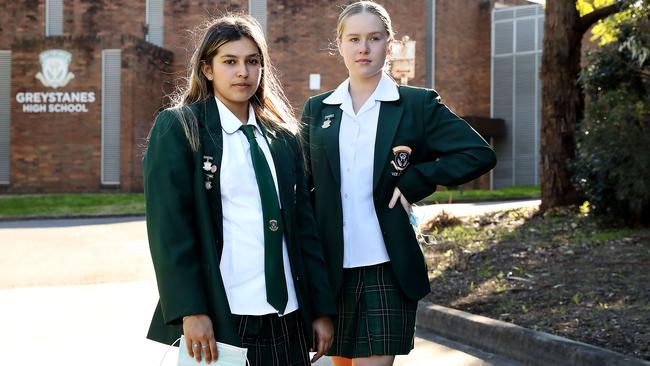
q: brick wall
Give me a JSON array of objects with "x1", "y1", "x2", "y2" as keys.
[
  {"x1": 2, "y1": 35, "x2": 171, "y2": 193},
  {"x1": 163, "y1": 0, "x2": 247, "y2": 96},
  {"x1": 266, "y1": 0, "x2": 428, "y2": 111},
  {"x1": 434, "y1": 0, "x2": 492, "y2": 117},
  {"x1": 0, "y1": 0, "x2": 45, "y2": 48},
  {"x1": 120, "y1": 36, "x2": 174, "y2": 192},
  {"x1": 1, "y1": 0, "x2": 517, "y2": 192}
]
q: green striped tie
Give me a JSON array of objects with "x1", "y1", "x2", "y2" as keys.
[{"x1": 240, "y1": 124, "x2": 288, "y2": 314}]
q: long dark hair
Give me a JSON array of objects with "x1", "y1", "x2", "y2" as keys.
[{"x1": 169, "y1": 14, "x2": 298, "y2": 151}]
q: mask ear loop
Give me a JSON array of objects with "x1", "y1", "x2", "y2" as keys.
[
  {"x1": 159, "y1": 337, "x2": 181, "y2": 366},
  {"x1": 158, "y1": 336, "x2": 251, "y2": 366}
]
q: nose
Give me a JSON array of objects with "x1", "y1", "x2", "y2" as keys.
[
  {"x1": 236, "y1": 62, "x2": 249, "y2": 78},
  {"x1": 359, "y1": 40, "x2": 370, "y2": 54}
]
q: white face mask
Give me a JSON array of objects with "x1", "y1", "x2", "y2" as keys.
[{"x1": 163, "y1": 336, "x2": 249, "y2": 366}]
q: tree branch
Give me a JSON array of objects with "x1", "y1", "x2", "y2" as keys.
[{"x1": 577, "y1": 3, "x2": 621, "y2": 35}]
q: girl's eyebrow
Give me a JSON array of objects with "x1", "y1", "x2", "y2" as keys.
[
  {"x1": 219, "y1": 53, "x2": 261, "y2": 58},
  {"x1": 344, "y1": 31, "x2": 384, "y2": 37}
]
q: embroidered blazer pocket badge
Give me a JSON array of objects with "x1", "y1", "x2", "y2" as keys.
[{"x1": 391, "y1": 146, "x2": 412, "y2": 176}]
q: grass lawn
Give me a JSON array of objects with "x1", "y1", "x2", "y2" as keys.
[
  {"x1": 0, "y1": 193, "x2": 145, "y2": 219},
  {"x1": 0, "y1": 185, "x2": 539, "y2": 219},
  {"x1": 421, "y1": 185, "x2": 540, "y2": 204}
]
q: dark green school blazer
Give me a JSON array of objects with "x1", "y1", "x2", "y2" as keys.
[
  {"x1": 144, "y1": 96, "x2": 336, "y2": 347},
  {"x1": 301, "y1": 85, "x2": 497, "y2": 302}
]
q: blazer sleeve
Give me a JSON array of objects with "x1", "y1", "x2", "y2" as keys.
[
  {"x1": 144, "y1": 109, "x2": 209, "y2": 325},
  {"x1": 396, "y1": 90, "x2": 497, "y2": 203}
]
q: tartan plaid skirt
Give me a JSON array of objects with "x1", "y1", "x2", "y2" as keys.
[
  {"x1": 328, "y1": 262, "x2": 417, "y2": 358},
  {"x1": 233, "y1": 311, "x2": 311, "y2": 366}
]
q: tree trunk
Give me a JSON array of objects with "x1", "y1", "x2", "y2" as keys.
[{"x1": 540, "y1": 1, "x2": 584, "y2": 210}]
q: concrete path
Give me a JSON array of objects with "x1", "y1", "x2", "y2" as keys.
[
  {"x1": 0, "y1": 203, "x2": 535, "y2": 365},
  {"x1": 412, "y1": 199, "x2": 540, "y2": 221}
]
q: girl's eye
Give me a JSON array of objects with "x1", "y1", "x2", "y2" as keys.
[
  {"x1": 349, "y1": 38, "x2": 359, "y2": 42},
  {"x1": 224, "y1": 59, "x2": 236, "y2": 65},
  {"x1": 248, "y1": 58, "x2": 260, "y2": 65},
  {"x1": 371, "y1": 37, "x2": 381, "y2": 41}
]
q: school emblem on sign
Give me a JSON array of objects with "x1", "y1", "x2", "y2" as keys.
[
  {"x1": 391, "y1": 145, "x2": 412, "y2": 175},
  {"x1": 35, "y1": 50, "x2": 75, "y2": 88}
]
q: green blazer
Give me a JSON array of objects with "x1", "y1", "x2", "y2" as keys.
[
  {"x1": 144, "y1": 96, "x2": 336, "y2": 346},
  {"x1": 301, "y1": 85, "x2": 497, "y2": 301}
]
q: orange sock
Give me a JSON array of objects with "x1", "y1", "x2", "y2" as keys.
[{"x1": 330, "y1": 356, "x2": 353, "y2": 366}]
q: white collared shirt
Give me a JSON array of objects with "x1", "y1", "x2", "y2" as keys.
[
  {"x1": 323, "y1": 72, "x2": 400, "y2": 268},
  {"x1": 216, "y1": 98, "x2": 298, "y2": 316}
]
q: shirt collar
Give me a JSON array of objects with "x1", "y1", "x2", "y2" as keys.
[
  {"x1": 322, "y1": 72, "x2": 400, "y2": 105},
  {"x1": 215, "y1": 97, "x2": 259, "y2": 135}
]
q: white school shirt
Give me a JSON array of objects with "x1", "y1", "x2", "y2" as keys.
[
  {"x1": 216, "y1": 98, "x2": 298, "y2": 316},
  {"x1": 322, "y1": 72, "x2": 400, "y2": 268}
]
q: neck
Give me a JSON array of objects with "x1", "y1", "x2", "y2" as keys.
[
  {"x1": 218, "y1": 97, "x2": 249, "y2": 124},
  {"x1": 348, "y1": 72, "x2": 382, "y2": 113}
]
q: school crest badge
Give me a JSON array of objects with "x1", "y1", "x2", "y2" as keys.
[
  {"x1": 391, "y1": 145, "x2": 412, "y2": 176},
  {"x1": 35, "y1": 50, "x2": 75, "y2": 88},
  {"x1": 269, "y1": 220, "x2": 279, "y2": 232}
]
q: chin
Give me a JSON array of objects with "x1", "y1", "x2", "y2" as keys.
[{"x1": 352, "y1": 69, "x2": 383, "y2": 79}]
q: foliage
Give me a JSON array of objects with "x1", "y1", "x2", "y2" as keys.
[
  {"x1": 575, "y1": 10, "x2": 650, "y2": 225},
  {"x1": 577, "y1": 0, "x2": 650, "y2": 45}
]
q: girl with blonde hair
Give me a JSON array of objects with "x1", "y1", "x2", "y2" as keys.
[{"x1": 301, "y1": 2, "x2": 497, "y2": 365}]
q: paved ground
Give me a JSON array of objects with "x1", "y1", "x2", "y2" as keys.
[{"x1": 0, "y1": 201, "x2": 535, "y2": 365}]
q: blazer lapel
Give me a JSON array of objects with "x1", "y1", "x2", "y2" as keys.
[
  {"x1": 320, "y1": 105, "x2": 343, "y2": 186},
  {"x1": 198, "y1": 97, "x2": 224, "y2": 243},
  {"x1": 373, "y1": 99, "x2": 404, "y2": 189}
]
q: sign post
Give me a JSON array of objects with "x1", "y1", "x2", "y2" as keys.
[{"x1": 390, "y1": 36, "x2": 416, "y2": 85}]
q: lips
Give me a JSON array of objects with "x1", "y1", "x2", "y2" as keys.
[
  {"x1": 233, "y1": 83, "x2": 251, "y2": 87},
  {"x1": 356, "y1": 59, "x2": 372, "y2": 64}
]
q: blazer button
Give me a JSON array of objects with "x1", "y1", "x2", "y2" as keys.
[{"x1": 295, "y1": 276, "x2": 300, "y2": 281}]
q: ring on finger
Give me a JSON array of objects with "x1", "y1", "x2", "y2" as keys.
[
  {"x1": 192, "y1": 343, "x2": 199, "y2": 348},
  {"x1": 201, "y1": 344, "x2": 208, "y2": 349}
]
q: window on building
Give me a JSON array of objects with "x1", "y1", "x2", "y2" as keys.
[
  {"x1": 0, "y1": 51, "x2": 10, "y2": 184},
  {"x1": 491, "y1": 4, "x2": 543, "y2": 188},
  {"x1": 45, "y1": 0, "x2": 63, "y2": 36},
  {"x1": 146, "y1": 0, "x2": 164, "y2": 47},
  {"x1": 249, "y1": 0, "x2": 267, "y2": 35},
  {"x1": 101, "y1": 50, "x2": 121, "y2": 186}
]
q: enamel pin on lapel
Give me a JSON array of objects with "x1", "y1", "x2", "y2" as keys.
[
  {"x1": 203, "y1": 156, "x2": 217, "y2": 190},
  {"x1": 391, "y1": 146, "x2": 412, "y2": 176},
  {"x1": 322, "y1": 114, "x2": 334, "y2": 129},
  {"x1": 202, "y1": 156, "x2": 217, "y2": 173}
]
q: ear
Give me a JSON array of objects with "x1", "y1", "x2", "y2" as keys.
[
  {"x1": 386, "y1": 38, "x2": 394, "y2": 58},
  {"x1": 336, "y1": 38, "x2": 343, "y2": 57},
  {"x1": 201, "y1": 60, "x2": 214, "y2": 81}
]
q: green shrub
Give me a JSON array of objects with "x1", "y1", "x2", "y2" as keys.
[{"x1": 575, "y1": 11, "x2": 650, "y2": 225}]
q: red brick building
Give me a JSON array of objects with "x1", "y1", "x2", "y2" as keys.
[{"x1": 0, "y1": 0, "x2": 532, "y2": 193}]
